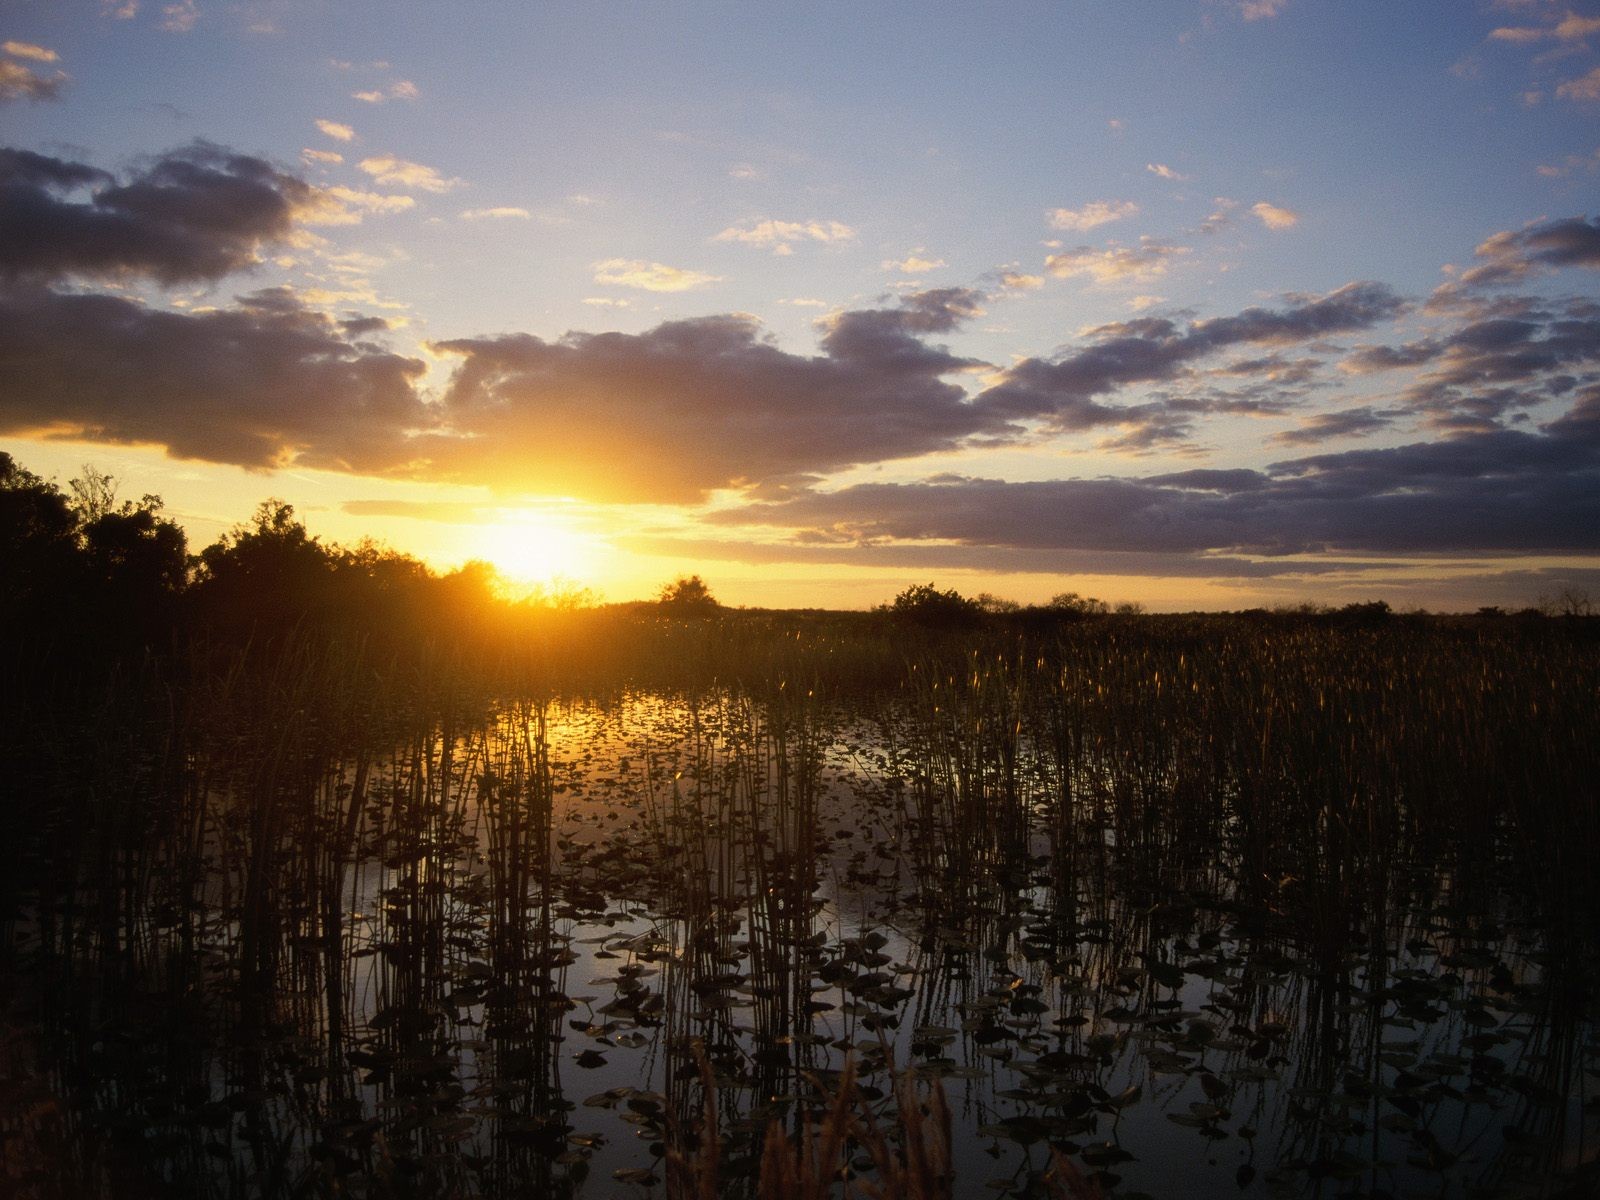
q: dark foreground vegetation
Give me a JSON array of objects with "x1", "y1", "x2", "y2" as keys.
[{"x1": 3, "y1": 452, "x2": 1599, "y2": 1200}]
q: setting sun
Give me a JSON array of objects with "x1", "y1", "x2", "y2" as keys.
[{"x1": 468, "y1": 511, "x2": 600, "y2": 587}]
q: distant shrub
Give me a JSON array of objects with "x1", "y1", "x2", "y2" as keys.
[
  {"x1": 658, "y1": 574, "x2": 720, "y2": 614},
  {"x1": 883, "y1": 583, "x2": 983, "y2": 627},
  {"x1": 1336, "y1": 599, "x2": 1392, "y2": 627},
  {"x1": 1045, "y1": 591, "x2": 1109, "y2": 617}
]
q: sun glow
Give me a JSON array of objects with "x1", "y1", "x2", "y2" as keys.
[{"x1": 469, "y1": 512, "x2": 599, "y2": 590}]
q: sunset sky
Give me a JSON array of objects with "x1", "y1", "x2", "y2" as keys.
[{"x1": 3, "y1": 0, "x2": 1598, "y2": 609}]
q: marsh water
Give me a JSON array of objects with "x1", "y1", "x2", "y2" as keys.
[{"x1": 6, "y1": 625, "x2": 1599, "y2": 1199}]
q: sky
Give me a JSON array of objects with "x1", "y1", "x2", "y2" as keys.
[{"x1": 2, "y1": 0, "x2": 1598, "y2": 610}]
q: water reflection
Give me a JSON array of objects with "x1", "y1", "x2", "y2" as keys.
[{"x1": 8, "y1": 657, "x2": 1598, "y2": 1199}]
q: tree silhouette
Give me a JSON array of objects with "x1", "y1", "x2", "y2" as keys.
[
  {"x1": 884, "y1": 583, "x2": 982, "y2": 627},
  {"x1": 657, "y1": 574, "x2": 719, "y2": 613}
]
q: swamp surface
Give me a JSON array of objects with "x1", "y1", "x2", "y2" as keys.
[{"x1": 3, "y1": 618, "x2": 1599, "y2": 1199}]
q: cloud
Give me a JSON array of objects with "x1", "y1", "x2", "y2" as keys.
[
  {"x1": 592, "y1": 258, "x2": 723, "y2": 292},
  {"x1": 0, "y1": 143, "x2": 326, "y2": 284},
  {"x1": 3, "y1": 42, "x2": 59, "y2": 63},
  {"x1": 357, "y1": 155, "x2": 463, "y2": 193},
  {"x1": 299, "y1": 185, "x2": 415, "y2": 225},
  {"x1": 712, "y1": 218, "x2": 856, "y2": 251},
  {"x1": 301, "y1": 148, "x2": 344, "y2": 165},
  {"x1": 1399, "y1": 306, "x2": 1600, "y2": 431},
  {"x1": 460, "y1": 206, "x2": 531, "y2": 220},
  {"x1": 1491, "y1": 12, "x2": 1600, "y2": 43},
  {"x1": 883, "y1": 252, "x2": 947, "y2": 274},
  {"x1": 981, "y1": 281, "x2": 1404, "y2": 427},
  {"x1": 1271, "y1": 405, "x2": 1399, "y2": 445},
  {"x1": 1047, "y1": 200, "x2": 1138, "y2": 232},
  {"x1": 419, "y1": 289, "x2": 1008, "y2": 501},
  {"x1": 0, "y1": 59, "x2": 66, "y2": 103},
  {"x1": 1045, "y1": 240, "x2": 1189, "y2": 284},
  {"x1": 1436, "y1": 215, "x2": 1600, "y2": 300},
  {"x1": 997, "y1": 271, "x2": 1044, "y2": 292},
  {"x1": 161, "y1": 1, "x2": 199, "y2": 33},
  {"x1": 1251, "y1": 200, "x2": 1300, "y2": 229},
  {"x1": 101, "y1": 1, "x2": 139, "y2": 17},
  {"x1": 715, "y1": 413, "x2": 1600, "y2": 558},
  {"x1": 315, "y1": 119, "x2": 355, "y2": 142},
  {"x1": 353, "y1": 80, "x2": 420, "y2": 103},
  {"x1": 1340, "y1": 341, "x2": 1441, "y2": 374},
  {"x1": 0, "y1": 285, "x2": 427, "y2": 470},
  {"x1": 1146, "y1": 162, "x2": 1190, "y2": 181},
  {"x1": 1236, "y1": 0, "x2": 1288, "y2": 19},
  {"x1": 613, "y1": 531, "x2": 1377, "y2": 580},
  {"x1": 1, "y1": 184, "x2": 1591, "y2": 546},
  {"x1": 1535, "y1": 147, "x2": 1600, "y2": 177},
  {"x1": 1557, "y1": 66, "x2": 1600, "y2": 101}
]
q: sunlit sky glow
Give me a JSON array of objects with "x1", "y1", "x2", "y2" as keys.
[{"x1": 3, "y1": 0, "x2": 1599, "y2": 608}]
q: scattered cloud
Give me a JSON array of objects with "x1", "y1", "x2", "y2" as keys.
[
  {"x1": 1236, "y1": 0, "x2": 1288, "y2": 20},
  {"x1": 1251, "y1": 200, "x2": 1300, "y2": 229},
  {"x1": 161, "y1": 1, "x2": 199, "y2": 33},
  {"x1": 712, "y1": 218, "x2": 856, "y2": 252},
  {"x1": 1271, "y1": 405, "x2": 1398, "y2": 445},
  {"x1": 301, "y1": 148, "x2": 344, "y2": 165},
  {"x1": 299, "y1": 185, "x2": 415, "y2": 225},
  {"x1": 460, "y1": 206, "x2": 531, "y2": 220},
  {"x1": 1146, "y1": 162, "x2": 1190, "y2": 181},
  {"x1": 3, "y1": 42, "x2": 59, "y2": 63},
  {"x1": 1432, "y1": 214, "x2": 1600, "y2": 304},
  {"x1": 1536, "y1": 147, "x2": 1600, "y2": 177},
  {"x1": 101, "y1": 1, "x2": 139, "y2": 17},
  {"x1": 315, "y1": 119, "x2": 355, "y2": 142},
  {"x1": 997, "y1": 271, "x2": 1044, "y2": 292},
  {"x1": 1557, "y1": 66, "x2": 1600, "y2": 101},
  {"x1": 728, "y1": 163, "x2": 761, "y2": 180},
  {"x1": 1491, "y1": 11, "x2": 1600, "y2": 43},
  {"x1": 0, "y1": 59, "x2": 66, "y2": 103},
  {"x1": 1198, "y1": 197, "x2": 1239, "y2": 234},
  {"x1": 982, "y1": 281, "x2": 1404, "y2": 433},
  {"x1": 592, "y1": 258, "x2": 723, "y2": 292},
  {"x1": 1047, "y1": 200, "x2": 1139, "y2": 232},
  {"x1": 354, "y1": 80, "x2": 420, "y2": 103},
  {"x1": 883, "y1": 252, "x2": 947, "y2": 274},
  {"x1": 357, "y1": 154, "x2": 463, "y2": 193},
  {"x1": 1046, "y1": 240, "x2": 1189, "y2": 284}
]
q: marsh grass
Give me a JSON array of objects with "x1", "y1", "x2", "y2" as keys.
[{"x1": 3, "y1": 614, "x2": 1598, "y2": 1197}]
